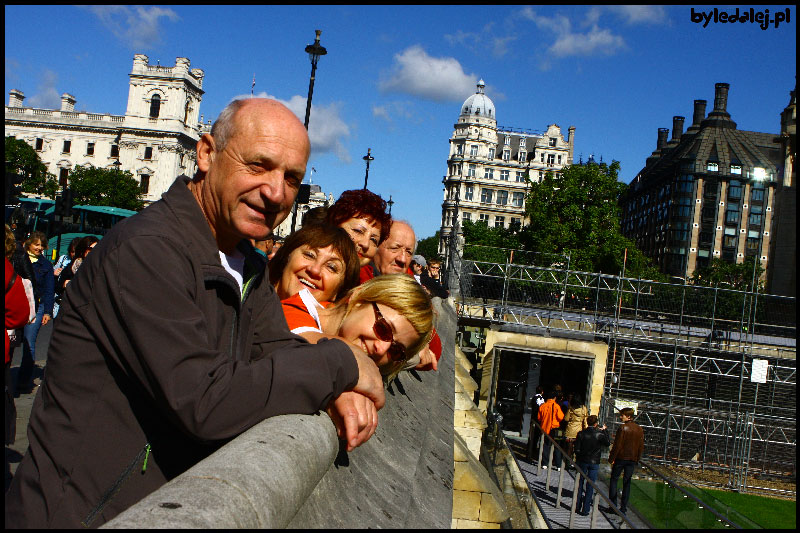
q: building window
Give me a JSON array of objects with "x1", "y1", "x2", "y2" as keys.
[
  {"x1": 731, "y1": 165, "x2": 742, "y2": 175},
  {"x1": 456, "y1": 144, "x2": 464, "y2": 156},
  {"x1": 504, "y1": 136, "x2": 511, "y2": 146},
  {"x1": 502, "y1": 149, "x2": 510, "y2": 161},
  {"x1": 751, "y1": 187, "x2": 765, "y2": 202},
  {"x1": 725, "y1": 208, "x2": 739, "y2": 225},
  {"x1": 516, "y1": 171, "x2": 525, "y2": 182},
  {"x1": 480, "y1": 189, "x2": 493, "y2": 204},
  {"x1": 484, "y1": 168, "x2": 494, "y2": 180},
  {"x1": 470, "y1": 145, "x2": 478, "y2": 157},
  {"x1": 468, "y1": 164, "x2": 476, "y2": 177},
  {"x1": 140, "y1": 174, "x2": 150, "y2": 194},
  {"x1": 549, "y1": 137, "x2": 557, "y2": 147},
  {"x1": 494, "y1": 216, "x2": 505, "y2": 228},
  {"x1": 510, "y1": 217, "x2": 521, "y2": 229},
  {"x1": 728, "y1": 181, "x2": 742, "y2": 200},
  {"x1": 62, "y1": 140, "x2": 71, "y2": 154},
  {"x1": 110, "y1": 144, "x2": 119, "y2": 158},
  {"x1": 465, "y1": 185, "x2": 473, "y2": 201},
  {"x1": 519, "y1": 138, "x2": 526, "y2": 148},
  {"x1": 35, "y1": 138, "x2": 43, "y2": 151},
  {"x1": 518, "y1": 151, "x2": 526, "y2": 162},
  {"x1": 149, "y1": 94, "x2": 161, "y2": 119},
  {"x1": 488, "y1": 147, "x2": 495, "y2": 160},
  {"x1": 749, "y1": 205, "x2": 762, "y2": 226},
  {"x1": 745, "y1": 238, "x2": 759, "y2": 254},
  {"x1": 144, "y1": 146, "x2": 153, "y2": 160},
  {"x1": 723, "y1": 235, "x2": 737, "y2": 249},
  {"x1": 59, "y1": 168, "x2": 69, "y2": 187},
  {"x1": 512, "y1": 192, "x2": 524, "y2": 207},
  {"x1": 497, "y1": 190, "x2": 508, "y2": 206},
  {"x1": 499, "y1": 170, "x2": 509, "y2": 181},
  {"x1": 462, "y1": 212, "x2": 471, "y2": 223},
  {"x1": 478, "y1": 213, "x2": 490, "y2": 224},
  {"x1": 557, "y1": 155, "x2": 562, "y2": 165},
  {"x1": 707, "y1": 162, "x2": 718, "y2": 172},
  {"x1": 547, "y1": 153, "x2": 555, "y2": 166},
  {"x1": 86, "y1": 142, "x2": 95, "y2": 156}
]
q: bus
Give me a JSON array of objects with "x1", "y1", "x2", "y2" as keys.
[{"x1": 5, "y1": 198, "x2": 136, "y2": 259}]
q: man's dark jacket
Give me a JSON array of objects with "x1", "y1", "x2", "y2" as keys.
[
  {"x1": 574, "y1": 425, "x2": 611, "y2": 464},
  {"x1": 5, "y1": 177, "x2": 358, "y2": 528}
]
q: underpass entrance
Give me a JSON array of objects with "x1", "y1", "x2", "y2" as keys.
[{"x1": 492, "y1": 346, "x2": 594, "y2": 438}]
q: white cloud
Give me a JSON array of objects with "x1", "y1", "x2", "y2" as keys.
[
  {"x1": 520, "y1": 8, "x2": 626, "y2": 59},
  {"x1": 83, "y1": 5, "x2": 180, "y2": 50},
  {"x1": 28, "y1": 69, "x2": 62, "y2": 110},
  {"x1": 379, "y1": 45, "x2": 477, "y2": 102},
  {"x1": 607, "y1": 5, "x2": 668, "y2": 25},
  {"x1": 232, "y1": 93, "x2": 352, "y2": 164},
  {"x1": 445, "y1": 23, "x2": 517, "y2": 58}
]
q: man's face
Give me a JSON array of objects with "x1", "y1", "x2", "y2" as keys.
[
  {"x1": 428, "y1": 262, "x2": 441, "y2": 278},
  {"x1": 195, "y1": 100, "x2": 310, "y2": 252},
  {"x1": 374, "y1": 222, "x2": 415, "y2": 274}
]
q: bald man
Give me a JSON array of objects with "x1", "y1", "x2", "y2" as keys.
[{"x1": 6, "y1": 99, "x2": 385, "y2": 528}]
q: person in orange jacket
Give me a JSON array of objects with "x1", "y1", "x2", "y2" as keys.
[{"x1": 537, "y1": 388, "x2": 565, "y2": 470}]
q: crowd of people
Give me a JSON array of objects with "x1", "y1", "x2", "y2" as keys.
[
  {"x1": 4, "y1": 97, "x2": 452, "y2": 528},
  {"x1": 529, "y1": 385, "x2": 644, "y2": 517}
]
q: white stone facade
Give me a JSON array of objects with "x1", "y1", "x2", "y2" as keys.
[
  {"x1": 439, "y1": 81, "x2": 575, "y2": 254},
  {"x1": 4, "y1": 54, "x2": 212, "y2": 204}
]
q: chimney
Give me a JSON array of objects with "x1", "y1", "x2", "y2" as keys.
[
  {"x1": 657, "y1": 128, "x2": 669, "y2": 150},
  {"x1": 61, "y1": 93, "x2": 76, "y2": 112},
  {"x1": 670, "y1": 116, "x2": 685, "y2": 143},
  {"x1": 692, "y1": 100, "x2": 707, "y2": 126},
  {"x1": 8, "y1": 89, "x2": 24, "y2": 108},
  {"x1": 713, "y1": 83, "x2": 730, "y2": 113}
]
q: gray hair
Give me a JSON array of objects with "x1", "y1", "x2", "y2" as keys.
[{"x1": 209, "y1": 98, "x2": 250, "y2": 152}]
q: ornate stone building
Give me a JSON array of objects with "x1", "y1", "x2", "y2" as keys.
[
  {"x1": 620, "y1": 82, "x2": 788, "y2": 284},
  {"x1": 439, "y1": 80, "x2": 575, "y2": 255},
  {"x1": 5, "y1": 54, "x2": 211, "y2": 203}
]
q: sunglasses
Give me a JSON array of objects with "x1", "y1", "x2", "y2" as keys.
[{"x1": 371, "y1": 302, "x2": 407, "y2": 362}]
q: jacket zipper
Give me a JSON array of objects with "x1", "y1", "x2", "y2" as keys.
[{"x1": 82, "y1": 442, "x2": 151, "y2": 527}]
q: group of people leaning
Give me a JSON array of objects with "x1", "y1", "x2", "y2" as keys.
[
  {"x1": 531, "y1": 386, "x2": 644, "y2": 517},
  {"x1": 5, "y1": 97, "x2": 448, "y2": 528}
]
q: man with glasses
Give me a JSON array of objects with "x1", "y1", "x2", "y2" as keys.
[{"x1": 6, "y1": 98, "x2": 385, "y2": 528}]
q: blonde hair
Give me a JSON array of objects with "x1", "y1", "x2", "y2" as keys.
[
  {"x1": 5, "y1": 224, "x2": 16, "y2": 259},
  {"x1": 335, "y1": 274, "x2": 434, "y2": 379}
]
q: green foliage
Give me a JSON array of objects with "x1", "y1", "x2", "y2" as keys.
[
  {"x1": 460, "y1": 161, "x2": 662, "y2": 279},
  {"x1": 5, "y1": 136, "x2": 58, "y2": 198},
  {"x1": 415, "y1": 231, "x2": 441, "y2": 261},
  {"x1": 691, "y1": 257, "x2": 765, "y2": 291},
  {"x1": 461, "y1": 220, "x2": 521, "y2": 263},
  {"x1": 67, "y1": 164, "x2": 145, "y2": 211}
]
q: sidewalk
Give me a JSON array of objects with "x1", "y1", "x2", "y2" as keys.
[{"x1": 5, "y1": 320, "x2": 51, "y2": 491}]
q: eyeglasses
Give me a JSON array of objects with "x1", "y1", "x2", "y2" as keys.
[{"x1": 371, "y1": 302, "x2": 407, "y2": 362}]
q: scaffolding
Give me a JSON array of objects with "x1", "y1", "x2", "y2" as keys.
[{"x1": 454, "y1": 255, "x2": 796, "y2": 490}]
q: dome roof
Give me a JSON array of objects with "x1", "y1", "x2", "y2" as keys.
[{"x1": 461, "y1": 79, "x2": 495, "y2": 120}]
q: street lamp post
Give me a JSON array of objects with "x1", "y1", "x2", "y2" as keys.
[
  {"x1": 363, "y1": 148, "x2": 374, "y2": 189},
  {"x1": 387, "y1": 195, "x2": 394, "y2": 215},
  {"x1": 303, "y1": 30, "x2": 327, "y2": 130}
]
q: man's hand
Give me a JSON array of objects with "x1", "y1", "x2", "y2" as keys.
[
  {"x1": 327, "y1": 391, "x2": 378, "y2": 452},
  {"x1": 41, "y1": 314, "x2": 51, "y2": 326},
  {"x1": 349, "y1": 346, "x2": 386, "y2": 411},
  {"x1": 414, "y1": 345, "x2": 438, "y2": 372}
]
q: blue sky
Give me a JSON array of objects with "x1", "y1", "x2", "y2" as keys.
[{"x1": 5, "y1": 5, "x2": 796, "y2": 240}]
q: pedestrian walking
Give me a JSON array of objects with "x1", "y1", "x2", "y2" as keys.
[
  {"x1": 537, "y1": 389, "x2": 565, "y2": 470},
  {"x1": 574, "y1": 415, "x2": 610, "y2": 515},
  {"x1": 564, "y1": 394, "x2": 589, "y2": 465},
  {"x1": 606, "y1": 407, "x2": 644, "y2": 515}
]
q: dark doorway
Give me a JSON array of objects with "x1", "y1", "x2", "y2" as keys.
[{"x1": 494, "y1": 349, "x2": 592, "y2": 437}]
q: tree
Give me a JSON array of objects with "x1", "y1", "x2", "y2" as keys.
[
  {"x1": 67, "y1": 164, "x2": 145, "y2": 211},
  {"x1": 691, "y1": 257, "x2": 765, "y2": 291},
  {"x1": 518, "y1": 162, "x2": 661, "y2": 278},
  {"x1": 415, "y1": 231, "x2": 441, "y2": 261},
  {"x1": 5, "y1": 136, "x2": 59, "y2": 198}
]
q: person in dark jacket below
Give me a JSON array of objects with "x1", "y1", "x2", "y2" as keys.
[
  {"x1": 606, "y1": 407, "x2": 645, "y2": 515},
  {"x1": 5, "y1": 98, "x2": 386, "y2": 528},
  {"x1": 573, "y1": 415, "x2": 611, "y2": 516}
]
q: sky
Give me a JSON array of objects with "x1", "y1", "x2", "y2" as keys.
[{"x1": 5, "y1": 5, "x2": 796, "y2": 240}]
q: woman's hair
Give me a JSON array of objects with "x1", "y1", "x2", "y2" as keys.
[
  {"x1": 325, "y1": 189, "x2": 392, "y2": 244},
  {"x1": 5, "y1": 224, "x2": 16, "y2": 259},
  {"x1": 67, "y1": 237, "x2": 81, "y2": 257},
  {"x1": 74, "y1": 236, "x2": 100, "y2": 259},
  {"x1": 268, "y1": 224, "x2": 360, "y2": 301},
  {"x1": 334, "y1": 274, "x2": 434, "y2": 379},
  {"x1": 569, "y1": 394, "x2": 584, "y2": 409},
  {"x1": 24, "y1": 231, "x2": 48, "y2": 251}
]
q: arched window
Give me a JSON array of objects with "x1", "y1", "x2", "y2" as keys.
[{"x1": 149, "y1": 94, "x2": 161, "y2": 119}]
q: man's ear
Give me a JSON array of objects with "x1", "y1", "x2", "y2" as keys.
[{"x1": 196, "y1": 134, "x2": 216, "y2": 173}]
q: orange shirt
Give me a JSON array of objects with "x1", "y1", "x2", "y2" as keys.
[
  {"x1": 281, "y1": 289, "x2": 331, "y2": 334},
  {"x1": 537, "y1": 399, "x2": 564, "y2": 435}
]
